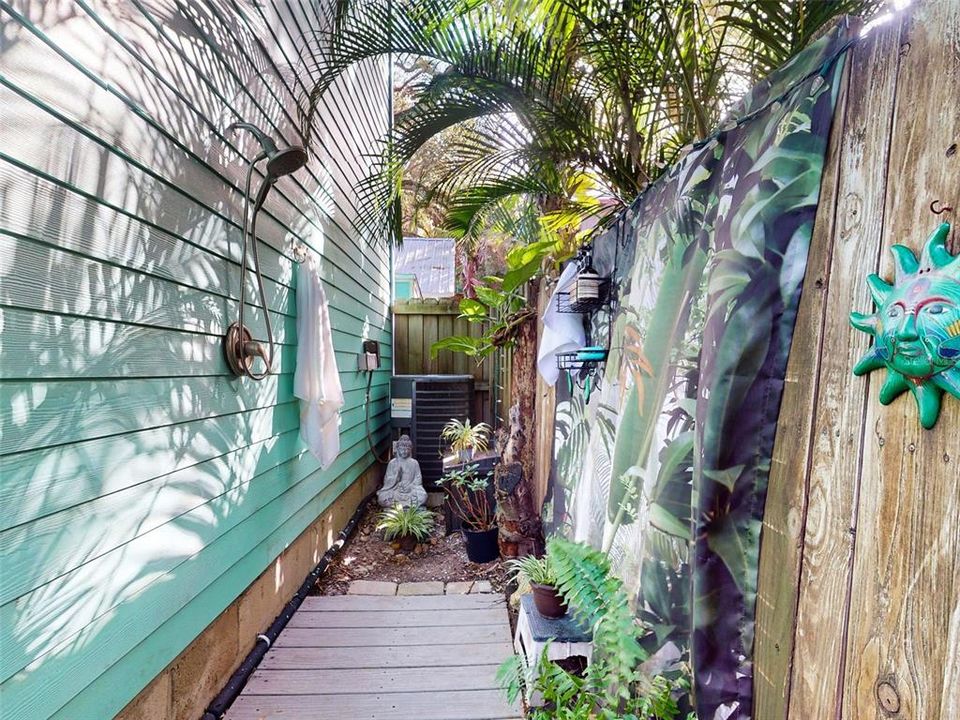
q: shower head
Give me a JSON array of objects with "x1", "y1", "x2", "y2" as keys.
[
  {"x1": 226, "y1": 121, "x2": 308, "y2": 180},
  {"x1": 266, "y1": 145, "x2": 308, "y2": 179},
  {"x1": 223, "y1": 120, "x2": 309, "y2": 382},
  {"x1": 226, "y1": 121, "x2": 278, "y2": 156}
]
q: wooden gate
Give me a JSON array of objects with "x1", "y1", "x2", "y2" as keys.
[
  {"x1": 392, "y1": 299, "x2": 508, "y2": 428},
  {"x1": 755, "y1": 3, "x2": 959, "y2": 718}
]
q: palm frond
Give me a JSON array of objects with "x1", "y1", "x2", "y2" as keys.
[{"x1": 306, "y1": 0, "x2": 878, "y2": 245}]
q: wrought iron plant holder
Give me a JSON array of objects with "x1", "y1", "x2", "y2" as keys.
[{"x1": 850, "y1": 222, "x2": 960, "y2": 429}]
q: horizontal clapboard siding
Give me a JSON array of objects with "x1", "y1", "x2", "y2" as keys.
[{"x1": 0, "y1": 2, "x2": 391, "y2": 719}]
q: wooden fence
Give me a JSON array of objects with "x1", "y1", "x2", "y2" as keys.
[
  {"x1": 755, "y1": 4, "x2": 959, "y2": 719},
  {"x1": 392, "y1": 298, "x2": 509, "y2": 428}
]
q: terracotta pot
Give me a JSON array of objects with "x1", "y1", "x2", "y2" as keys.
[
  {"x1": 531, "y1": 582, "x2": 567, "y2": 618},
  {"x1": 462, "y1": 526, "x2": 499, "y2": 563}
]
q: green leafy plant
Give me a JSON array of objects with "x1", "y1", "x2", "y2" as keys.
[
  {"x1": 375, "y1": 504, "x2": 435, "y2": 542},
  {"x1": 307, "y1": 0, "x2": 876, "y2": 250},
  {"x1": 506, "y1": 553, "x2": 556, "y2": 587},
  {"x1": 432, "y1": 238, "x2": 560, "y2": 359},
  {"x1": 437, "y1": 464, "x2": 495, "y2": 531},
  {"x1": 441, "y1": 418, "x2": 492, "y2": 454},
  {"x1": 498, "y1": 537, "x2": 694, "y2": 719}
]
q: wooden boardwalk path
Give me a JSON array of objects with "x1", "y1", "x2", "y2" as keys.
[{"x1": 226, "y1": 587, "x2": 520, "y2": 720}]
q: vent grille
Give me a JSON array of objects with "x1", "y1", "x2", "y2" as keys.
[{"x1": 411, "y1": 377, "x2": 473, "y2": 490}]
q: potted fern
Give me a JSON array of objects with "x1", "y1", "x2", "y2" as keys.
[
  {"x1": 376, "y1": 504, "x2": 435, "y2": 552},
  {"x1": 498, "y1": 538, "x2": 694, "y2": 717},
  {"x1": 437, "y1": 464, "x2": 498, "y2": 563},
  {"x1": 507, "y1": 554, "x2": 567, "y2": 619},
  {"x1": 441, "y1": 418, "x2": 491, "y2": 462}
]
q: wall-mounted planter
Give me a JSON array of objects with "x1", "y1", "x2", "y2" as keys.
[{"x1": 850, "y1": 222, "x2": 960, "y2": 429}]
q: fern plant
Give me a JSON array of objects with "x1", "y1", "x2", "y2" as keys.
[
  {"x1": 498, "y1": 537, "x2": 694, "y2": 719},
  {"x1": 376, "y1": 504, "x2": 435, "y2": 542}
]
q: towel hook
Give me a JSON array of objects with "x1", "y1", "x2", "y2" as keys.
[{"x1": 291, "y1": 241, "x2": 309, "y2": 263}]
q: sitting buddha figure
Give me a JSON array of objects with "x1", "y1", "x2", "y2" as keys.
[{"x1": 377, "y1": 434, "x2": 427, "y2": 508}]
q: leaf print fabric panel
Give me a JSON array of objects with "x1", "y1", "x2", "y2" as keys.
[{"x1": 544, "y1": 23, "x2": 852, "y2": 720}]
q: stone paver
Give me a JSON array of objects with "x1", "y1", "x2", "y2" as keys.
[
  {"x1": 397, "y1": 581, "x2": 445, "y2": 596},
  {"x1": 470, "y1": 580, "x2": 493, "y2": 594},
  {"x1": 347, "y1": 580, "x2": 397, "y2": 596},
  {"x1": 445, "y1": 581, "x2": 474, "y2": 594}
]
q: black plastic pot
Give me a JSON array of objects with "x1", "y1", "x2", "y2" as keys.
[
  {"x1": 531, "y1": 582, "x2": 568, "y2": 618},
  {"x1": 462, "y1": 526, "x2": 499, "y2": 563}
]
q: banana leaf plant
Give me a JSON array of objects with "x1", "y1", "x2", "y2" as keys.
[{"x1": 430, "y1": 237, "x2": 561, "y2": 359}]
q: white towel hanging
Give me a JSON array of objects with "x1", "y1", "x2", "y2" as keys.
[
  {"x1": 294, "y1": 257, "x2": 344, "y2": 469},
  {"x1": 537, "y1": 261, "x2": 587, "y2": 385}
]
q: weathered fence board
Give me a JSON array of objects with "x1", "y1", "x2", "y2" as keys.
[
  {"x1": 840, "y1": 4, "x2": 960, "y2": 718},
  {"x1": 756, "y1": 3, "x2": 960, "y2": 718},
  {"x1": 788, "y1": 19, "x2": 904, "y2": 720},
  {"x1": 392, "y1": 299, "x2": 506, "y2": 427},
  {"x1": 752, "y1": 38, "x2": 849, "y2": 719}
]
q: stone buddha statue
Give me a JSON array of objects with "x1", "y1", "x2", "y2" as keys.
[{"x1": 377, "y1": 434, "x2": 427, "y2": 508}]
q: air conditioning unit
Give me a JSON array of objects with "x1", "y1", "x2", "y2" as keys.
[{"x1": 390, "y1": 374, "x2": 473, "y2": 490}]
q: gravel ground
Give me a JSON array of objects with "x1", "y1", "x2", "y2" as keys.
[{"x1": 313, "y1": 501, "x2": 508, "y2": 595}]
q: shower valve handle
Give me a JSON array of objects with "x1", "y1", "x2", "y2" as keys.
[{"x1": 242, "y1": 340, "x2": 269, "y2": 363}]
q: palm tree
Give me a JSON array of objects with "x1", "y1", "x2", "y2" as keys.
[{"x1": 304, "y1": 0, "x2": 875, "y2": 247}]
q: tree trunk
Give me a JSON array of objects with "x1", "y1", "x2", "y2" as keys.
[
  {"x1": 512, "y1": 278, "x2": 539, "y2": 485},
  {"x1": 494, "y1": 279, "x2": 544, "y2": 557},
  {"x1": 494, "y1": 403, "x2": 544, "y2": 558}
]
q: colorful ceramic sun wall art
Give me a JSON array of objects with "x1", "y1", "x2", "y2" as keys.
[{"x1": 850, "y1": 222, "x2": 960, "y2": 429}]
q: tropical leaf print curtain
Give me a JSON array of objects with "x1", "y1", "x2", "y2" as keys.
[{"x1": 545, "y1": 22, "x2": 853, "y2": 720}]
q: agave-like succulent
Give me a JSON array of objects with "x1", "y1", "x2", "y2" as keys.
[{"x1": 376, "y1": 504, "x2": 435, "y2": 542}]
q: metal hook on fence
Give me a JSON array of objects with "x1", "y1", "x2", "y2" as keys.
[{"x1": 930, "y1": 200, "x2": 953, "y2": 215}]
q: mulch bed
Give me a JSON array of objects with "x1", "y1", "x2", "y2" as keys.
[{"x1": 312, "y1": 501, "x2": 508, "y2": 595}]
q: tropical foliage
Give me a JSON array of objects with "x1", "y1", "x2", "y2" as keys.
[
  {"x1": 437, "y1": 464, "x2": 496, "y2": 530},
  {"x1": 506, "y1": 552, "x2": 556, "y2": 587},
  {"x1": 441, "y1": 417, "x2": 492, "y2": 454},
  {"x1": 498, "y1": 538, "x2": 694, "y2": 719},
  {"x1": 305, "y1": 0, "x2": 875, "y2": 248},
  {"x1": 431, "y1": 237, "x2": 560, "y2": 358}
]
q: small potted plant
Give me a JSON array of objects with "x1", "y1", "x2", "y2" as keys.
[
  {"x1": 507, "y1": 553, "x2": 567, "y2": 618},
  {"x1": 441, "y1": 418, "x2": 491, "y2": 462},
  {"x1": 375, "y1": 504, "x2": 435, "y2": 552},
  {"x1": 437, "y1": 464, "x2": 498, "y2": 563}
]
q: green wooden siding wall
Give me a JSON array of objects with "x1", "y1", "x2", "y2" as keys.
[{"x1": 0, "y1": 2, "x2": 391, "y2": 719}]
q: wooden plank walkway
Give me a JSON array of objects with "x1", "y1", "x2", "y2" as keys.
[{"x1": 226, "y1": 590, "x2": 520, "y2": 720}]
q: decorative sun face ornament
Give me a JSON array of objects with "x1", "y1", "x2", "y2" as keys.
[{"x1": 850, "y1": 223, "x2": 960, "y2": 429}]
